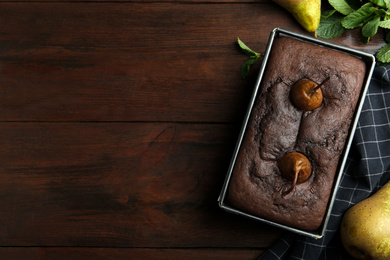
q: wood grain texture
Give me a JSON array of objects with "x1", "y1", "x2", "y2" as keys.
[
  {"x1": 0, "y1": 122, "x2": 281, "y2": 247},
  {"x1": 0, "y1": 247, "x2": 264, "y2": 260},
  {"x1": 0, "y1": 2, "x2": 288, "y2": 123},
  {"x1": 0, "y1": 3, "x2": 384, "y2": 123},
  {"x1": 0, "y1": 0, "x2": 270, "y2": 2},
  {"x1": 0, "y1": 0, "x2": 386, "y2": 258}
]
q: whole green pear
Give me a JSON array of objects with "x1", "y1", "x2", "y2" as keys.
[
  {"x1": 272, "y1": 0, "x2": 321, "y2": 32},
  {"x1": 340, "y1": 181, "x2": 390, "y2": 260}
]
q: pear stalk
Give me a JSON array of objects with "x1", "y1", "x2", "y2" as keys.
[
  {"x1": 313, "y1": 77, "x2": 330, "y2": 91},
  {"x1": 283, "y1": 170, "x2": 299, "y2": 196}
]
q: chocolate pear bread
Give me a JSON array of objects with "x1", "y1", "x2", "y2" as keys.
[{"x1": 227, "y1": 36, "x2": 367, "y2": 231}]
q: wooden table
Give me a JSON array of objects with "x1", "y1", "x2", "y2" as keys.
[{"x1": 0, "y1": 0, "x2": 385, "y2": 259}]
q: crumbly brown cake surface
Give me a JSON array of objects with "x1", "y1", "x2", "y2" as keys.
[{"x1": 227, "y1": 36, "x2": 366, "y2": 231}]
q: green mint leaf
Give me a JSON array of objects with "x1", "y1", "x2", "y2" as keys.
[
  {"x1": 240, "y1": 56, "x2": 259, "y2": 79},
  {"x1": 345, "y1": 0, "x2": 364, "y2": 10},
  {"x1": 237, "y1": 38, "x2": 259, "y2": 58},
  {"x1": 379, "y1": 19, "x2": 390, "y2": 28},
  {"x1": 321, "y1": 9, "x2": 337, "y2": 19},
  {"x1": 317, "y1": 11, "x2": 346, "y2": 39},
  {"x1": 237, "y1": 38, "x2": 261, "y2": 79},
  {"x1": 374, "y1": 9, "x2": 388, "y2": 19},
  {"x1": 341, "y1": 3, "x2": 377, "y2": 29},
  {"x1": 369, "y1": 0, "x2": 387, "y2": 8},
  {"x1": 360, "y1": 32, "x2": 371, "y2": 44},
  {"x1": 361, "y1": 15, "x2": 381, "y2": 37},
  {"x1": 329, "y1": 0, "x2": 355, "y2": 15},
  {"x1": 376, "y1": 43, "x2": 390, "y2": 62}
]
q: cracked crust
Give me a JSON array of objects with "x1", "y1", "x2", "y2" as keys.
[{"x1": 227, "y1": 36, "x2": 366, "y2": 231}]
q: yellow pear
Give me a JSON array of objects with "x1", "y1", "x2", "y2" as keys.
[
  {"x1": 340, "y1": 181, "x2": 390, "y2": 260},
  {"x1": 272, "y1": 0, "x2": 321, "y2": 32}
]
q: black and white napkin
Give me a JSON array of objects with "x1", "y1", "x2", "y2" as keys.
[{"x1": 259, "y1": 66, "x2": 390, "y2": 260}]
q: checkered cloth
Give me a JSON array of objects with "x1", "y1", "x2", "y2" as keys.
[{"x1": 258, "y1": 66, "x2": 390, "y2": 260}]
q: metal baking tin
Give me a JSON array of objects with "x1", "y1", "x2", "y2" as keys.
[{"x1": 218, "y1": 27, "x2": 376, "y2": 239}]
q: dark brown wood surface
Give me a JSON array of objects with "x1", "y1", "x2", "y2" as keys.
[{"x1": 0, "y1": 0, "x2": 385, "y2": 259}]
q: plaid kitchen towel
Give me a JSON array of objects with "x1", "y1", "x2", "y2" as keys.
[{"x1": 259, "y1": 65, "x2": 390, "y2": 260}]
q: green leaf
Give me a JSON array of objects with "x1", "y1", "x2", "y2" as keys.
[
  {"x1": 345, "y1": 0, "x2": 364, "y2": 10},
  {"x1": 240, "y1": 56, "x2": 259, "y2": 79},
  {"x1": 369, "y1": 0, "x2": 387, "y2": 8},
  {"x1": 329, "y1": 0, "x2": 355, "y2": 15},
  {"x1": 321, "y1": 9, "x2": 337, "y2": 19},
  {"x1": 360, "y1": 32, "x2": 371, "y2": 43},
  {"x1": 376, "y1": 43, "x2": 390, "y2": 62},
  {"x1": 237, "y1": 38, "x2": 261, "y2": 79},
  {"x1": 361, "y1": 15, "x2": 381, "y2": 37},
  {"x1": 379, "y1": 19, "x2": 390, "y2": 28},
  {"x1": 237, "y1": 38, "x2": 259, "y2": 58},
  {"x1": 317, "y1": 12, "x2": 346, "y2": 39},
  {"x1": 374, "y1": 8, "x2": 388, "y2": 19},
  {"x1": 341, "y1": 3, "x2": 377, "y2": 29}
]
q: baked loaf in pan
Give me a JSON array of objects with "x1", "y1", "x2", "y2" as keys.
[{"x1": 227, "y1": 36, "x2": 367, "y2": 231}]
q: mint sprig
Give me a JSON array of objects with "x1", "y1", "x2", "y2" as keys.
[
  {"x1": 318, "y1": 0, "x2": 390, "y2": 63},
  {"x1": 340, "y1": 3, "x2": 377, "y2": 29},
  {"x1": 237, "y1": 38, "x2": 261, "y2": 79},
  {"x1": 376, "y1": 42, "x2": 390, "y2": 62},
  {"x1": 316, "y1": 10, "x2": 346, "y2": 39},
  {"x1": 328, "y1": 0, "x2": 355, "y2": 15}
]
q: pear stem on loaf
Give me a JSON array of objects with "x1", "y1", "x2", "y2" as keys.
[
  {"x1": 313, "y1": 77, "x2": 330, "y2": 91},
  {"x1": 283, "y1": 170, "x2": 299, "y2": 196}
]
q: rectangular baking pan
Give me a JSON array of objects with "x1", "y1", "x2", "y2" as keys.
[{"x1": 218, "y1": 27, "x2": 376, "y2": 238}]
